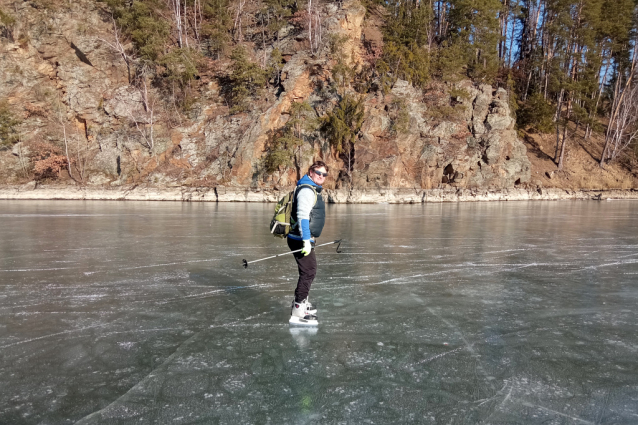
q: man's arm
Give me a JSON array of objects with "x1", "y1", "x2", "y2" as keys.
[{"x1": 296, "y1": 187, "x2": 315, "y2": 240}]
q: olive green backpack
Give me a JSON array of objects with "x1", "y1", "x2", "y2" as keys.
[{"x1": 269, "y1": 185, "x2": 316, "y2": 238}]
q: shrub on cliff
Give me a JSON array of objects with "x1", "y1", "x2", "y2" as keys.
[
  {"x1": 321, "y1": 94, "x2": 365, "y2": 153},
  {"x1": 201, "y1": 0, "x2": 232, "y2": 59},
  {"x1": 0, "y1": 100, "x2": 20, "y2": 148},
  {"x1": 228, "y1": 46, "x2": 268, "y2": 114},
  {"x1": 159, "y1": 48, "x2": 200, "y2": 86},
  {"x1": 102, "y1": 0, "x2": 169, "y2": 62},
  {"x1": 321, "y1": 95, "x2": 365, "y2": 183},
  {"x1": 517, "y1": 92, "x2": 554, "y2": 133},
  {"x1": 431, "y1": 40, "x2": 468, "y2": 81},
  {"x1": 0, "y1": 7, "x2": 16, "y2": 41},
  {"x1": 157, "y1": 47, "x2": 202, "y2": 110},
  {"x1": 377, "y1": 41, "x2": 430, "y2": 92},
  {"x1": 27, "y1": 141, "x2": 69, "y2": 181},
  {"x1": 102, "y1": 0, "x2": 198, "y2": 111},
  {"x1": 388, "y1": 98, "x2": 409, "y2": 135},
  {"x1": 267, "y1": 48, "x2": 285, "y2": 87},
  {"x1": 327, "y1": 34, "x2": 356, "y2": 94},
  {"x1": 263, "y1": 0, "x2": 298, "y2": 41},
  {"x1": 264, "y1": 101, "x2": 317, "y2": 177}
]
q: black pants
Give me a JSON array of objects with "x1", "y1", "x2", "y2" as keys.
[{"x1": 287, "y1": 238, "x2": 316, "y2": 303}]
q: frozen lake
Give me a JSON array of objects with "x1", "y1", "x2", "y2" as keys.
[{"x1": 1, "y1": 200, "x2": 638, "y2": 424}]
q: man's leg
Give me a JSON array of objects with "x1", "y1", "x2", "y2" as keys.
[{"x1": 287, "y1": 238, "x2": 317, "y2": 302}]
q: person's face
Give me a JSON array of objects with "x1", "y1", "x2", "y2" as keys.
[{"x1": 310, "y1": 167, "x2": 328, "y2": 185}]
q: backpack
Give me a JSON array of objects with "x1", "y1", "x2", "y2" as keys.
[{"x1": 269, "y1": 184, "x2": 317, "y2": 238}]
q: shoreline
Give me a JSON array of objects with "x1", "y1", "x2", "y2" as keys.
[{"x1": 1, "y1": 184, "x2": 637, "y2": 203}]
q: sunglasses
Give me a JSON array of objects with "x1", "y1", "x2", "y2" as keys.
[{"x1": 313, "y1": 170, "x2": 328, "y2": 177}]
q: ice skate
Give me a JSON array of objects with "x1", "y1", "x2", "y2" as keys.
[
  {"x1": 289, "y1": 298, "x2": 318, "y2": 327},
  {"x1": 299, "y1": 297, "x2": 317, "y2": 315},
  {"x1": 290, "y1": 297, "x2": 317, "y2": 315}
]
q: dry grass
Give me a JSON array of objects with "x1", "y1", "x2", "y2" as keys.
[{"x1": 522, "y1": 123, "x2": 638, "y2": 190}]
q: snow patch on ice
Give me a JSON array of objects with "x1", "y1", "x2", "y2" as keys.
[{"x1": 118, "y1": 342, "x2": 136, "y2": 350}]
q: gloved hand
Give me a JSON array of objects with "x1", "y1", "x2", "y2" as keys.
[{"x1": 301, "y1": 240, "x2": 312, "y2": 256}]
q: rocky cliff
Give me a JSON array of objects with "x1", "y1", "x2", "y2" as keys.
[{"x1": 0, "y1": 0, "x2": 635, "y2": 202}]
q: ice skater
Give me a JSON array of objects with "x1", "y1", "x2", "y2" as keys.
[{"x1": 287, "y1": 161, "x2": 328, "y2": 326}]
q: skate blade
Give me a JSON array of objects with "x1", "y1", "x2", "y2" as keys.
[{"x1": 289, "y1": 315, "x2": 319, "y2": 327}]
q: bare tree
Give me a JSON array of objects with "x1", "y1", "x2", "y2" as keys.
[
  {"x1": 182, "y1": 0, "x2": 190, "y2": 48},
  {"x1": 14, "y1": 135, "x2": 30, "y2": 178},
  {"x1": 132, "y1": 80, "x2": 158, "y2": 153},
  {"x1": 67, "y1": 124, "x2": 99, "y2": 184},
  {"x1": 129, "y1": 103, "x2": 157, "y2": 153},
  {"x1": 601, "y1": 38, "x2": 638, "y2": 166},
  {"x1": 98, "y1": 17, "x2": 135, "y2": 83},
  {"x1": 112, "y1": 71, "x2": 159, "y2": 153},
  {"x1": 307, "y1": 0, "x2": 322, "y2": 54},
  {"x1": 169, "y1": 0, "x2": 184, "y2": 47},
  {"x1": 308, "y1": 0, "x2": 313, "y2": 52},
  {"x1": 193, "y1": 0, "x2": 202, "y2": 46},
  {"x1": 233, "y1": 0, "x2": 247, "y2": 42},
  {"x1": 605, "y1": 80, "x2": 638, "y2": 162},
  {"x1": 54, "y1": 94, "x2": 75, "y2": 182}
]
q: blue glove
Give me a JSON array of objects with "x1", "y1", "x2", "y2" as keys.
[{"x1": 301, "y1": 240, "x2": 312, "y2": 256}]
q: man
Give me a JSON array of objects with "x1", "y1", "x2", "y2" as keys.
[{"x1": 288, "y1": 161, "x2": 328, "y2": 325}]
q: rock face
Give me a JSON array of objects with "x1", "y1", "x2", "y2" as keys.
[
  {"x1": 351, "y1": 81, "x2": 531, "y2": 192},
  {"x1": 0, "y1": 0, "x2": 531, "y2": 197}
]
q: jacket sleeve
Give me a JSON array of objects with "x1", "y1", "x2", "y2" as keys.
[{"x1": 295, "y1": 187, "x2": 315, "y2": 240}]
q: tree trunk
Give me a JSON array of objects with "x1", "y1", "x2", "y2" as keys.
[
  {"x1": 554, "y1": 88, "x2": 564, "y2": 162},
  {"x1": 557, "y1": 95, "x2": 573, "y2": 170},
  {"x1": 586, "y1": 48, "x2": 611, "y2": 139},
  {"x1": 172, "y1": 0, "x2": 183, "y2": 48},
  {"x1": 308, "y1": 0, "x2": 312, "y2": 52},
  {"x1": 183, "y1": 0, "x2": 189, "y2": 48},
  {"x1": 601, "y1": 41, "x2": 637, "y2": 166}
]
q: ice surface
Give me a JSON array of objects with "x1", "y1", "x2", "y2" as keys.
[{"x1": 1, "y1": 200, "x2": 638, "y2": 424}]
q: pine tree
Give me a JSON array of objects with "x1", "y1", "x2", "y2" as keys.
[
  {"x1": 263, "y1": 0, "x2": 297, "y2": 41},
  {"x1": 321, "y1": 94, "x2": 365, "y2": 179},
  {"x1": 229, "y1": 46, "x2": 268, "y2": 113},
  {"x1": 103, "y1": 0, "x2": 170, "y2": 62},
  {"x1": 264, "y1": 101, "x2": 316, "y2": 178},
  {"x1": 447, "y1": 0, "x2": 503, "y2": 82},
  {"x1": 322, "y1": 94, "x2": 365, "y2": 154},
  {"x1": 378, "y1": 0, "x2": 432, "y2": 87},
  {"x1": 201, "y1": 0, "x2": 232, "y2": 59}
]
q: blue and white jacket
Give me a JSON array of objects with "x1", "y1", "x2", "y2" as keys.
[{"x1": 288, "y1": 174, "x2": 326, "y2": 242}]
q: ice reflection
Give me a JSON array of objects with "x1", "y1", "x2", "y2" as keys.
[{"x1": 289, "y1": 327, "x2": 318, "y2": 350}]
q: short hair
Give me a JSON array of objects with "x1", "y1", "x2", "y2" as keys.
[{"x1": 308, "y1": 160, "x2": 329, "y2": 174}]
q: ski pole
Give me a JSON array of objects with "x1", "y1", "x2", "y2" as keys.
[{"x1": 243, "y1": 239, "x2": 342, "y2": 268}]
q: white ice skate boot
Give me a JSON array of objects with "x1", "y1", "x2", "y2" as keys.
[
  {"x1": 289, "y1": 298, "x2": 318, "y2": 327},
  {"x1": 290, "y1": 297, "x2": 317, "y2": 315},
  {"x1": 305, "y1": 297, "x2": 317, "y2": 315}
]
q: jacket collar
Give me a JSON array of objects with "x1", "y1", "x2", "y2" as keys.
[{"x1": 297, "y1": 174, "x2": 322, "y2": 192}]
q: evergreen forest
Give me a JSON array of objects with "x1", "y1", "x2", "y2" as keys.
[{"x1": 102, "y1": 0, "x2": 638, "y2": 168}]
